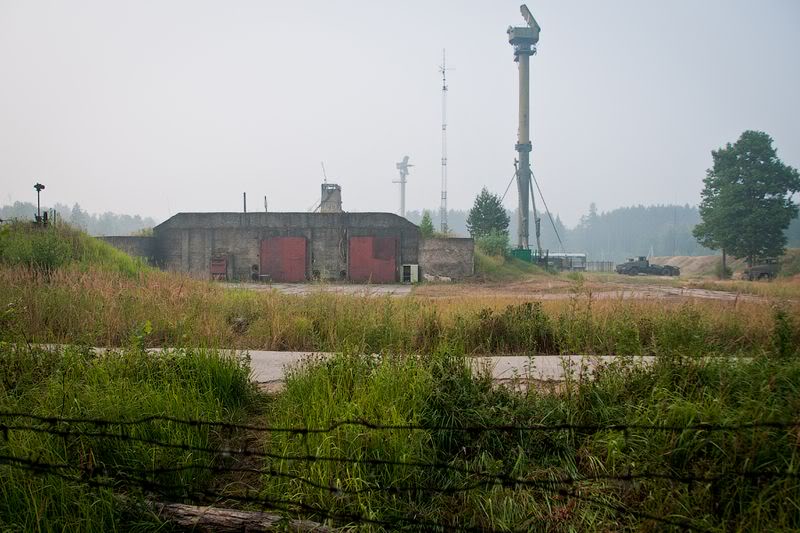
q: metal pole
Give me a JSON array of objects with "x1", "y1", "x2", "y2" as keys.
[
  {"x1": 515, "y1": 49, "x2": 532, "y2": 249},
  {"x1": 400, "y1": 174, "x2": 406, "y2": 218},
  {"x1": 34, "y1": 183, "x2": 45, "y2": 224},
  {"x1": 243, "y1": 192, "x2": 247, "y2": 213}
]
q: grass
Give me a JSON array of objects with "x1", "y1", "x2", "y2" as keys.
[
  {"x1": 474, "y1": 249, "x2": 548, "y2": 281},
  {"x1": 685, "y1": 277, "x2": 800, "y2": 300},
  {"x1": 2, "y1": 264, "x2": 796, "y2": 357},
  {"x1": 0, "y1": 341, "x2": 255, "y2": 532},
  {"x1": 0, "y1": 222, "x2": 149, "y2": 277},
  {"x1": 260, "y1": 351, "x2": 800, "y2": 531}
]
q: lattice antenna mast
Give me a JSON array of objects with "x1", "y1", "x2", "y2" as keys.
[{"x1": 439, "y1": 49, "x2": 453, "y2": 234}]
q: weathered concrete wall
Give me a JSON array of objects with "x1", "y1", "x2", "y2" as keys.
[
  {"x1": 100, "y1": 236, "x2": 156, "y2": 264},
  {"x1": 419, "y1": 237, "x2": 475, "y2": 280},
  {"x1": 150, "y1": 212, "x2": 420, "y2": 282}
]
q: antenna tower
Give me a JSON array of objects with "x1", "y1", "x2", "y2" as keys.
[{"x1": 439, "y1": 49, "x2": 453, "y2": 234}]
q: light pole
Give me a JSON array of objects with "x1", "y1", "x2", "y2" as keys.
[{"x1": 34, "y1": 183, "x2": 45, "y2": 223}]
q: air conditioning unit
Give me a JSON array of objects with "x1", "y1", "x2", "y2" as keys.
[{"x1": 401, "y1": 264, "x2": 419, "y2": 284}]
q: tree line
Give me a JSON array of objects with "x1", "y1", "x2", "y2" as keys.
[{"x1": 0, "y1": 202, "x2": 156, "y2": 236}]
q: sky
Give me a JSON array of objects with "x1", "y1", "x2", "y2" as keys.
[{"x1": 1, "y1": 0, "x2": 798, "y2": 227}]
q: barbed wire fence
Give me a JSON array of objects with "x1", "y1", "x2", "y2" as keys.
[{"x1": 1, "y1": 412, "x2": 798, "y2": 531}]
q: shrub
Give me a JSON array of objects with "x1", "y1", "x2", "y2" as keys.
[{"x1": 475, "y1": 230, "x2": 509, "y2": 257}]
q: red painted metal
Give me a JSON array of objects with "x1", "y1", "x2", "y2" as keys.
[
  {"x1": 348, "y1": 236, "x2": 397, "y2": 283},
  {"x1": 260, "y1": 237, "x2": 307, "y2": 282},
  {"x1": 210, "y1": 256, "x2": 227, "y2": 280}
]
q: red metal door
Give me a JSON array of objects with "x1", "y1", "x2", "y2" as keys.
[
  {"x1": 260, "y1": 237, "x2": 307, "y2": 282},
  {"x1": 348, "y1": 236, "x2": 397, "y2": 283}
]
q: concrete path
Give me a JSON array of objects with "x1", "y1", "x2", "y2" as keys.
[
  {"x1": 243, "y1": 351, "x2": 656, "y2": 390},
  {"x1": 227, "y1": 281, "x2": 766, "y2": 303},
  {"x1": 225, "y1": 283, "x2": 412, "y2": 297},
  {"x1": 39, "y1": 345, "x2": 655, "y2": 391}
]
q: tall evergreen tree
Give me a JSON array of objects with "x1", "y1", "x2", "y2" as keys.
[
  {"x1": 419, "y1": 210, "x2": 434, "y2": 238},
  {"x1": 693, "y1": 131, "x2": 800, "y2": 266},
  {"x1": 466, "y1": 188, "x2": 510, "y2": 238}
]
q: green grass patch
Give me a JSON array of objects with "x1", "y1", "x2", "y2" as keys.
[
  {"x1": 0, "y1": 222, "x2": 148, "y2": 276},
  {"x1": 0, "y1": 343, "x2": 255, "y2": 532}
]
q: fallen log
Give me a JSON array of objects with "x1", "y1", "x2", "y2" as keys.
[{"x1": 151, "y1": 501, "x2": 330, "y2": 532}]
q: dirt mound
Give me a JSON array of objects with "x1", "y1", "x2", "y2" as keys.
[{"x1": 650, "y1": 255, "x2": 746, "y2": 277}]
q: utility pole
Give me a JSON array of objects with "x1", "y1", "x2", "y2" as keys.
[{"x1": 508, "y1": 5, "x2": 540, "y2": 252}]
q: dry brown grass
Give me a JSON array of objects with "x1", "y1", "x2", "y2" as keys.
[
  {"x1": 2, "y1": 264, "x2": 795, "y2": 357},
  {"x1": 684, "y1": 277, "x2": 800, "y2": 300}
]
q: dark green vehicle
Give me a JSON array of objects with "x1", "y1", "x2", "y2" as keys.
[
  {"x1": 615, "y1": 257, "x2": 680, "y2": 276},
  {"x1": 742, "y1": 260, "x2": 779, "y2": 281}
]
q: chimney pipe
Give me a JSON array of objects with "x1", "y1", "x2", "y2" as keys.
[{"x1": 243, "y1": 192, "x2": 247, "y2": 213}]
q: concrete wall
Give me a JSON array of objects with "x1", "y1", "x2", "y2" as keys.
[
  {"x1": 99, "y1": 236, "x2": 156, "y2": 264},
  {"x1": 419, "y1": 237, "x2": 475, "y2": 280},
  {"x1": 149, "y1": 212, "x2": 420, "y2": 282}
]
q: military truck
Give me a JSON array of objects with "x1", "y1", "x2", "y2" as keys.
[
  {"x1": 742, "y1": 260, "x2": 779, "y2": 281},
  {"x1": 615, "y1": 256, "x2": 680, "y2": 276}
]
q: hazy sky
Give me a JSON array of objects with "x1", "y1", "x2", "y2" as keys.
[{"x1": 1, "y1": 0, "x2": 798, "y2": 227}]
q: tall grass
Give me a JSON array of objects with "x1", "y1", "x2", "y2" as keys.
[
  {"x1": 686, "y1": 277, "x2": 800, "y2": 299},
  {"x1": 0, "y1": 343, "x2": 255, "y2": 531},
  {"x1": 261, "y1": 352, "x2": 800, "y2": 531},
  {"x1": 2, "y1": 264, "x2": 796, "y2": 357}
]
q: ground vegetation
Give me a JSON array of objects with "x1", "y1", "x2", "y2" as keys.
[{"x1": 1, "y1": 223, "x2": 798, "y2": 531}]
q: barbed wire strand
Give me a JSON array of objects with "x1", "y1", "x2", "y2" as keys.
[
  {"x1": 0, "y1": 453, "x2": 713, "y2": 532},
  {"x1": 1, "y1": 414, "x2": 796, "y2": 531}
]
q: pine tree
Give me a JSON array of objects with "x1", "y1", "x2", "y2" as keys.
[
  {"x1": 467, "y1": 188, "x2": 510, "y2": 238},
  {"x1": 419, "y1": 210, "x2": 434, "y2": 238}
]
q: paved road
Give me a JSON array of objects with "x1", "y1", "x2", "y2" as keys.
[{"x1": 244, "y1": 351, "x2": 656, "y2": 390}]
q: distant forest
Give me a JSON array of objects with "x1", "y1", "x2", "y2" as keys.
[
  {"x1": 3, "y1": 200, "x2": 798, "y2": 261},
  {"x1": 407, "y1": 204, "x2": 800, "y2": 263},
  {"x1": 0, "y1": 202, "x2": 156, "y2": 236}
]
